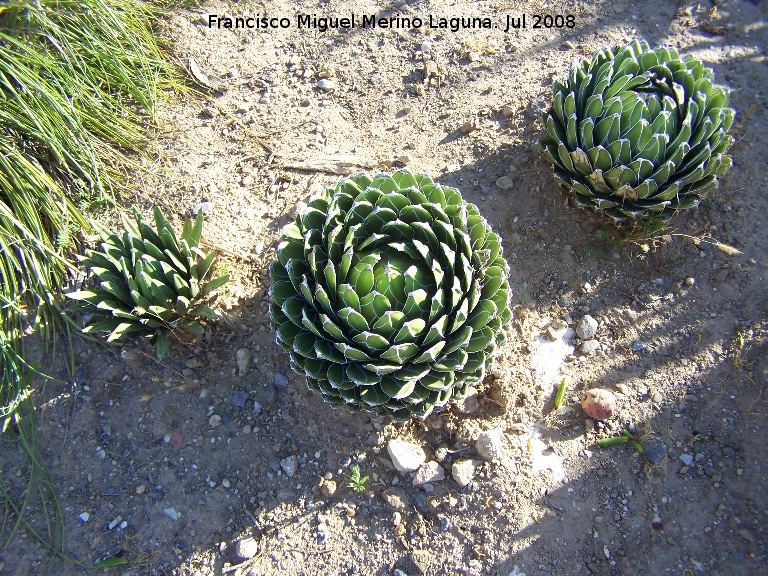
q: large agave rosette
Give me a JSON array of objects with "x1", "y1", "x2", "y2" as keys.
[
  {"x1": 269, "y1": 170, "x2": 512, "y2": 421},
  {"x1": 540, "y1": 39, "x2": 735, "y2": 221}
]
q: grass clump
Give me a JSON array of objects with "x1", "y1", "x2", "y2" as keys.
[{"x1": 0, "y1": 0, "x2": 184, "y2": 558}]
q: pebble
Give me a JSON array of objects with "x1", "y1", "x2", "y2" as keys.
[
  {"x1": 232, "y1": 391, "x2": 248, "y2": 408},
  {"x1": 632, "y1": 340, "x2": 646, "y2": 352},
  {"x1": 236, "y1": 348, "x2": 251, "y2": 376},
  {"x1": 79, "y1": 512, "x2": 90, "y2": 523},
  {"x1": 382, "y1": 487, "x2": 410, "y2": 512},
  {"x1": 643, "y1": 438, "x2": 668, "y2": 464},
  {"x1": 136, "y1": 485, "x2": 146, "y2": 494},
  {"x1": 545, "y1": 326, "x2": 559, "y2": 342},
  {"x1": 163, "y1": 508, "x2": 180, "y2": 521},
  {"x1": 280, "y1": 455, "x2": 299, "y2": 477},
  {"x1": 413, "y1": 461, "x2": 445, "y2": 486},
  {"x1": 528, "y1": 99, "x2": 548, "y2": 117},
  {"x1": 209, "y1": 414, "x2": 222, "y2": 427},
  {"x1": 387, "y1": 440, "x2": 426, "y2": 473},
  {"x1": 679, "y1": 453, "x2": 694, "y2": 467},
  {"x1": 320, "y1": 479, "x2": 337, "y2": 496},
  {"x1": 575, "y1": 315, "x2": 598, "y2": 340},
  {"x1": 580, "y1": 339, "x2": 600, "y2": 355},
  {"x1": 259, "y1": 385, "x2": 277, "y2": 405},
  {"x1": 476, "y1": 429, "x2": 504, "y2": 461},
  {"x1": 274, "y1": 373, "x2": 289, "y2": 388},
  {"x1": 317, "y1": 78, "x2": 336, "y2": 91},
  {"x1": 454, "y1": 387, "x2": 479, "y2": 414},
  {"x1": 459, "y1": 120, "x2": 478, "y2": 134},
  {"x1": 235, "y1": 537, "x2": 259, "y2": 559},
  {"x1": 185, "y1": 356, "x2": 203, "y2": 369},
  {"x1": 397, "y1": 153, "x2": 414, "y2": 165},
  {"x1": 222, "y1": 478, "x2": 231, "y2": 488},
  {"x1": 685, "y1": 277, "x2": 695, "y2": 287},
  {"x1": 451, "y1": 458, "x2": 482, "y2": 488},
  {"x1": 495, "y1": 176, "x2": 515, "y2": 190}
]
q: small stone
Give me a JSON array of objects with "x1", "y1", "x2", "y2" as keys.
[
  {"x1": 242, "y1": 424, "x2": 252, "y2": 434},
  {"x1": 643, "y1": 438, "x2": 668, "y2": 464},
  {"x1": 274, "y1": 373, "x2": 289, "y2": 388},
  {"x1": 320, "y1": 479, "x2": 337, "y2": 496},
  {"x1": 413, "y1": 461, "x2": 445, "y2": 486},
  {"x1": 501, "y1": 104, "x2": 515, "y2": 117},
  {"x1": 460, "y1": 120, "x2": 478, "y2": 134},
  {"x1": 135, "y1": 485, "x2": 146, "y2": 495},
  {"x1": 528, "y1": 99, "x2": 548, "y2": 117},
  {"x1": 208, "y1": 414, "x2": 222, "y2": 428},
  {"x1": 163, "y1": 508, "x2": 180, "y2": 521},
  {"x1": 495, "y1": 176, "x2": 515, "y2": 190},
  {"x1": 236, "y1": 348, "x2": 251, "y2": 376},
  {"x1": 576, "y1": 315, "x2": 598, "y2": 339},
  {"x1": 387, "y1": 440, "x2": 426, "y2": 473},
  {"x1": 454, "y1": 386, "x2": 479, "y2": 414},
  {"x1": 382, "y1": 487, "x2": 410, "y2": 512},
  {"x1": 232, "y1": 391, "x2": 248, "y2": 408},
  {"x1": 434, "y1": 445, "x2": 450, "y2": 462},
  {"x1": 169, "y1": 430, "x2": 183, "y2": 449},
  {"x1": 280, "y1": 455, "x2": 299, "y2": 477},
  {"x1": 545, "y1": 326, "x2": 559, "y2": 342},
  {"x1": 684, "y1": 277, "x2": 695, "y2": 287},
  {"x1": 476, "y1": 429, "x2": 504, "y2": 461},
  {"x1": 317, "y1": 78, "x2": 336, "y2": 91},
  {"x1": 396, "y1": 153, "x2": 414, "y2": 165},
  {"x1": 451, "y1": 458, "x2": 482, "y2": 487},
  {"x1": 580, "y1": 339, "x2": 600, "y2": 355},
  {"x1": 79, "y1": 512, "x2": 90, "y2": 523},
  {"x1": 235, "y1": 537, "x2": 259, "y2": 559},
  {"x1": 185, "y1": 356, "x2": 203, "y2": 369},
  {"x1": 222, "y1": 478, "x2": 231, "y2": 488},
  {"x1": 406, "y1": 549, "x2": 434, "y2": 576},
  {"x1": 633, "y1": 340, "x2": 646, "y2": 352},
  {"x1": 679, "y1": 453, "x2": 694, "y2": 466}
]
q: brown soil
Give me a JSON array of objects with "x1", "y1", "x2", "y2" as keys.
[{"x1": 2, "y1": 1, "x2": 767, "y2": 575}]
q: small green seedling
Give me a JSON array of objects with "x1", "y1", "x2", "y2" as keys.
[
  {"x1": 554, "y1": 378, "x2": 567, "y2": 409},
  {"x1": 597, "y1": 429, "x2": 644, "y2": 455},
  {"x1": 345, "y1": 464, "x2": 369, "y2": 493}
]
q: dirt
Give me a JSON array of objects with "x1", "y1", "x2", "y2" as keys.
[{"x1": 2, "y1": 0, "x2": 768, "y2": 575}]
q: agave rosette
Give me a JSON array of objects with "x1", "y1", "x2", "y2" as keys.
[
  {"x1": 68, "y1": 207, "x2": 229, "y2": 356},
  {"x1": 269, "y1": 170, "x2": 512, "y2": 421},
  {"x1": 540, "y1": 39, "x2": 735, "y2": 221}
]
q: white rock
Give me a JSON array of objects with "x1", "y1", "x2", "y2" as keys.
[
  {"x1": 413, "y1": 461, "x2": 445, "y2": 486},
  {"x1": 280, "y1": 455, "x2": 299, "y2": 477},
  {"x1": 192, "y1": 201, "x2": 214, "y2": 215},
  {"x1": 451, "y1": 458, "x2": 483, "y2": 487},
  {"x1": 78, "y1": 512, "x2": 89, "y2": 523},
  {"x1": 476, "y1": 429, "x2": 504, "y2": 461},
  {"x1": 163, "y1": 508, "x2": 180, "y2": 521},
  {"x1": 317, "y1": 78, "x2": 336, "y2": 91},
  {"x1": 236, "y1": 348, "x2": 251, "y2": 376},
  {"x1": 580, "y1": 339, "x2": 600, "y2": 355},
  {"x1": 576, "y1": 315, "x2": 598, "y2": 339},
  {"x1": 387, "y1": 440, "x2": 426, "y2": 473},
  {"x1": 235, "y1": 536, "x2": 259, "y2": 559}
]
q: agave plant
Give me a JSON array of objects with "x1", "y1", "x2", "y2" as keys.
[
  {"x1": 269, "y1": 170, "x2": 512, "y2": 421},
  {"x1": 540, "y1": 39, "x2": 735, "y2": 222},
  {"x1": 67, "y1": 207, "x2": 229, "y2": 356}
]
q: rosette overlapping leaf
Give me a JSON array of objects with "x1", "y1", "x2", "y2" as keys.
[
  {"x1": 540, "y1": 39, "x2": 735, "y2": 221},
  {"x1": 67, "y1": 207, "x2": 229, "y2": 357},
  {"x1": 269, "y1": 170, "x2": 512, "y2": 421}
]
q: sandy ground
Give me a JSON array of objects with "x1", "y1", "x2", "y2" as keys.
[{"x1": 1, "y1": 0, "x2": 767, "y2": 575}]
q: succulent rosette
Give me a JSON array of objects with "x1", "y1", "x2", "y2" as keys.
[
  {"x1": 540, "y1": 39, "x2": 735, "y2": 221},
  {"x1": 269, "y1": 170, "x2": 512, "y2": 421}
]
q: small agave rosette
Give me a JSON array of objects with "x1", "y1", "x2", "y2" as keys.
[
  {"x1": 540, "y1": 39, "x2": 735, "y2": 221},
  {"x1": 269, "y1": 170, "x2": 512, "y2": 421}
]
